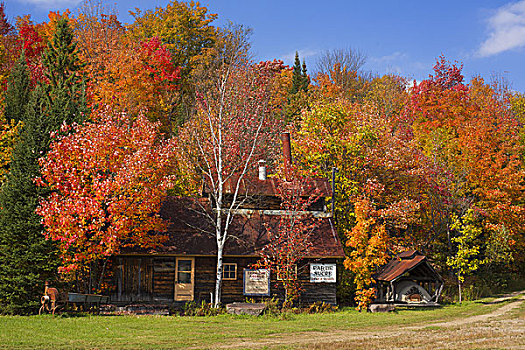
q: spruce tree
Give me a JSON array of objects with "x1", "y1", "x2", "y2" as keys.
[
  {"x1": 301, "y1": 59, "x2": 309, "y2": 91},
  {"x1": 291, "y1": 52, "x2": 309, "y2": 94},
  {"x1": 3, "y1": 53, "x2": 30, "y2": 123},
  {"x1": 42, "y1": 17, "x2": 88, "y2": 125},
  {"x1": 0, "y1": 86, "x2": 59, "y2": 314},
  {"x1": 0, "y1": 17, "x2": 88, "y2": 314},
  {"x1": 291, "y1": 52, "x2": 302, "y2": 94}
]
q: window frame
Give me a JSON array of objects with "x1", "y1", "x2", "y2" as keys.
[
  {"x1": 222, "y1": 263, "x2": 237, "y2": 280},
  {"x1": 276, "y1": 264, "x2": 298, "y2": 281}
]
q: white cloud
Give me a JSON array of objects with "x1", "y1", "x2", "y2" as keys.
[
  {"x1": 369, "y1": 51, "x2": 407, "y2": 64},
  {"x1": 281, "y1": 49, "x2": 319, "y2": 64},
  {"x1": 478, "y1": 1, "x2": 525, "y2": 57},
  {"x1": 16, "y1": 0, "x2": 81, "y2": 8}
]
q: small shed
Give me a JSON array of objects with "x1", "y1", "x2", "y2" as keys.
[{"x1": 373, "y1": 250, "x2": 443, "y2": 304}]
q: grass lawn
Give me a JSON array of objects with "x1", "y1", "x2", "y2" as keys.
[{"x1": 0, "y1": 299, "x2": 518, "y2": 350}]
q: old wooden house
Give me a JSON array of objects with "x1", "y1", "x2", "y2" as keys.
[
  {"x1": 109, "y1": 134, "x2": 345, "y2": 306},
  {"x1": 373, "y1": 250, "x2": 443, "y2": 304}
]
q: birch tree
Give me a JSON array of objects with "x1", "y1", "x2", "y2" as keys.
[{"x1": 181, "y1": 26, "x2": 279, "y2": 306}]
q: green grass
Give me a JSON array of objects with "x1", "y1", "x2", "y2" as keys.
[{"x1": 0, "y1": 301, "x2": 510, "y2": 350}]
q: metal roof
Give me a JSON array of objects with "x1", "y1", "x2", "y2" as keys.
[{"x1": 374, "y1": 250, "x2": 442, "y2": 283}]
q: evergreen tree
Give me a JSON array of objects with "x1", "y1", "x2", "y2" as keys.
[
  {"x1": 0, "y1": 86, "x2": 59, "y2": 314},
  {"x1": 0, "y1": 17, "x2": 88, "y2": 314},
  {"x1": 3, "y1": 53, "x2": 30, "y2": 123},
  {"x1": 290, "y1": 52, "x2": 309, "y2": 94},
  {"x1": 42, "y1": 17, "x2": 88, "y2": 125},
  {"x1": 291, "y1": 51, "x2": 302, "y2": 94},
  {"x1": 301, "y1": 59, "x2": 309, "y2": 91}
]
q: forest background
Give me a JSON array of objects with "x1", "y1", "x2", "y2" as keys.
[{"x1": 0, "y1": 0, "x2": 523, "y2": 314}]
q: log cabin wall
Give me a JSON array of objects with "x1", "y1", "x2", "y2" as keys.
[
  {"x1": 297, "y1": 258, "x2": 338, "y2": 305},
  {"x1": 112, "y1": 257, "x2": 154, "y2": 302},
  {"x1": 111, "y1": 256, "x2": 339, "y2": 305}
]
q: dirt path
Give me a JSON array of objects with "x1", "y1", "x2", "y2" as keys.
[{"x1": 215, "y1": 292, "x2": 525, "y2": 350}]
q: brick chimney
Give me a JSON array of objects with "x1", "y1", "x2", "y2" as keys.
[{"x1": 281, "y1": 132, "x2": 292, "y2": 181}]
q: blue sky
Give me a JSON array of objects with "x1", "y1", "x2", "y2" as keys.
[{"x1": 5, "y1": 0, "x2": 525, "y2": 91}]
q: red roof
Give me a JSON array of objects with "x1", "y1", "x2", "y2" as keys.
[
  {"x1": 374, "y1": 250, "x2": 441, "y2": 282},
  {"x1": 123, "y1": 196, "x2": 344, "y2": 258},
  {"x1": 204, "y1": 177, "x2": 332, "y2": 197}
]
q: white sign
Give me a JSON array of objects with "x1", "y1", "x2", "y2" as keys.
[
  {"x1": 310, "y1": 263, "x2": 336, "y2": 283},
  {"x1": 243, "y1": 269, "x2": 270, "y2": 296}
]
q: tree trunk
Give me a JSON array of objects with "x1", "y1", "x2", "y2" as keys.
[
  {"x1": 458, "y1": 275, "x2": 462, "y2": 304},
  {"x1": 214, "y1": 242, "x2": 224, "y2": 308}
]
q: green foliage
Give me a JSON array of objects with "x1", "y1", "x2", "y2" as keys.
[
  {"x1": 290, "y1": 51, "x2": 308, "y2": 94},
  {"x1": 0, "y1": 18, "x2": 90, "y2": 314},
  {"x1": 182, "y1": 300, "x2": 224, "y2": 316},
  {"x1": 0, "y1": 87, "x2": 59, "y2": 314},
  {"x1": 42, "y1": 17, "x2": 88, "y2": 125},
  {"x1": 3, "y1": 54, "x2": 30, "y2": 124}
]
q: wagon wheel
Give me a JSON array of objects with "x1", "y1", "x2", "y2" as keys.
[{"x1": 39, "y1": 296, "x2": 49, "y2": 315}]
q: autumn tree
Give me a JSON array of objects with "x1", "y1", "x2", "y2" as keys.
[
  {"x1": 128, "y1": 0, "x2": 217, "y2": 127},
  {"x1": 128, "y1": 0, "x2": 217, "y2": 76},
  {"x1": 0, "y1": 2, "x2": 17, "y2": 108},
  {"x1": 343, "y1": 197, "x2": 390, "y2": 310},
  {"x1": 446, "y1": 209, "x2": 484, "y2": 303},
  {"x1": 37, "y1": 111, "x2": 177, "y2": 292},
  {"x1": 255, "y1": 177, "x2": 320, "y2": 307},
  {"x1": 408, "y1": 57, "x2": 524, "y2": 274},
  {"x1": 180, "y1": 38, "x2": 279, "y2": 305},
  {"x1": 293, "y1": 93, "x2": 421, "y2": 307},
  {"x1": 15, "y1": 17, "x2": 46, "y2": 84}
]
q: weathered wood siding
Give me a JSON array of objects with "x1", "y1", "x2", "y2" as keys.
[
  {"x1": 153, "y1": 258, "x2": 175, "y2": 301},
  {"x1": 297, "y1": 259, "x2": 338, "y2": 305},
  {"x1": 111, "y1": 256, "x2": 338, "y2": 305},
  {"x1": 113, "y1": 257, "x2": 154, "y2": 302}
]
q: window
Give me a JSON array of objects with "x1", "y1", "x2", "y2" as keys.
[
  {"x1": 223, "y1": 263, "x2": 237, "y2": 280},
  {"x1": 277, "y1": 265, "x2": 297, "y2": 281}
]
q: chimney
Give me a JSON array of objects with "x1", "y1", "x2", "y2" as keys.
[
  {"x1": 258, "y1": 160, "x2": 267, "y2": 181},
  {"x1": 281, "y1": 132, "x2": 292, "y2": 180}
]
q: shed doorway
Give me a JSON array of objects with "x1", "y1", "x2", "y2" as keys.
[{"x1": 175, "y1": 257, "x2": 194, "y2": 301}]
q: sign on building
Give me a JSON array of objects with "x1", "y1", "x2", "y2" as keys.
[
  {"x1": 310, "y1": 263, "x2": 336, "y2": 283},
  {"x1": 243, "y1": 269, "x2": 270, "y2": 296}
]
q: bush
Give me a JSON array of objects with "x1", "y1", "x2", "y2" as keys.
[
  {"x1": 307, "y1": 301, "x2": 338, "y2": 314},
  {"x1": 182, "y1": 301, "x2": 224, "y2": 316}
]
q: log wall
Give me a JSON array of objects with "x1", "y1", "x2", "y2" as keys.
[{"x1": 111, "y1": 256, "x2": 338, "y2": 305}]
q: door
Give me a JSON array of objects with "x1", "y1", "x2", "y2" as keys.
[{"x1": 175, "y1": 257, "x2": 194, "y2": 301}]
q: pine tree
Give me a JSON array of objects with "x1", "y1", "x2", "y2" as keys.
[
  {"x1": 301, "y1": 59, "x2": 309, "y2": 91},
  {"x1": 42, "y1": 17, "x2": 88, "y2": 125},
  {"x1": 0, "y1": 17, "x2": 88, "y2": 314},
  {"x1": 290, "y1": 51, "x2": 302, "y2": 94},
  {"x1": 291, "y1": 52, "x2": 309, "y2": 94},
  {"x1": 3, "y1": 53, "x2": 30, "y2": 123},
  {"x1": 0, "y1": 86, "x2": 59, "y2": 314}
]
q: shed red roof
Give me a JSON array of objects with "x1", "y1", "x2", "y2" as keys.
[
  {"x1": 374, "y1": 250, "x2": 441, "y2": 282},
  {"x1": 123, "y1": 196, "x2": 344, "y2": 258}
]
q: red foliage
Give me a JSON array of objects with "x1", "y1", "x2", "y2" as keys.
[
  {"x1": 140, "y1": 37, "x2": 180, "y2": 90},
  {"x1": 255, "y1": 176, "x2": 321, "y2": 306},
  {"x1": 37, "y1": 111, "x2": 177, "y2": 275},
  {"x1": 16, "y1": 20, "x2": 45, "y2": 84}
]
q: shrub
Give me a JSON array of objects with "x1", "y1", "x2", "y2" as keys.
[{"x1": 307, "y1": 301, "x2": 338, "y2": 314}]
